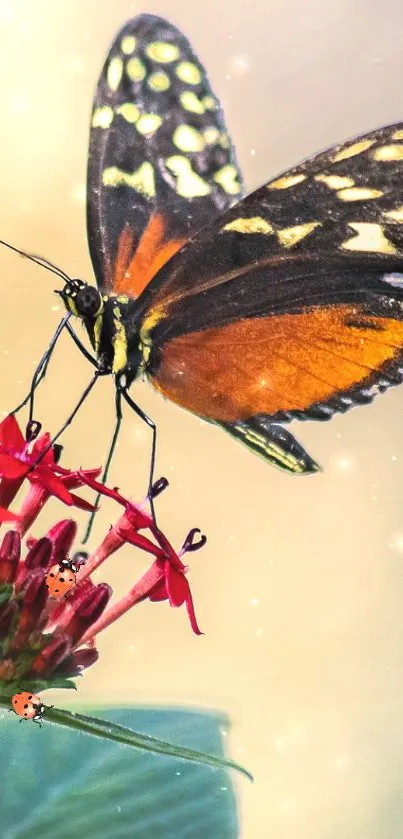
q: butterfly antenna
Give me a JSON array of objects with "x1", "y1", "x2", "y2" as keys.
[{"x1": 0, "y1": 238, "x2": 71, "y2": 283}]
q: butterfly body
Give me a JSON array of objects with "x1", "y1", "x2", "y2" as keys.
[{"x1": 56, "y1": 14, "x2": 403, "y2": 480}]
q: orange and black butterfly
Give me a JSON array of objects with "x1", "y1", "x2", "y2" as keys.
[{"x1": 7, "y1": 14, "x2": 403, "y2": 510}]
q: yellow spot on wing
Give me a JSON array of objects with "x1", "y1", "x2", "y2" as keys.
[
  {"x1": 244, "y1": 427, "x2": 303, "y2": 471},
  {"x1": 121, "y1": 35, "x2": 136, "y2": 55},
  {"x1": 92, "y1": 106, "x2": 114, "y2": 128},
  {"x1": 148, "y1": 71, "x2": 170, "y2": 91},
  {"x1": 102, "y1": 163, "x2": 155, "y2": 198},
  {"x1": 373, "y1": 144, "x2": 403, "y2": 161},
  {"x1": 146, "y1": 42, "x2": 180, "y2": 63},
  {"x1": 392, "y1": 129, "x2": 403, "y2": 140},
  {"x1": 173, "y1": 124, "x2": 205, "y2": 152},
  {"x1": 166, "y1": 155, "x2": 211, "y2": 197},
  {"x1": 268, "y1": 174, "x2": 306, "y2": 190},
  {"x1": 315, "y1": 174, "x2": 355, "y2": 189},
  {"x1": 213, "y1": 165, "x2": 241, "y2": 195},
  {"x1": 204, "y1": 127, "x2": 220, "y2": 144},
  {"x1": 180, "y1": 91, "x2": 205, "y2": 114},
  {"x1": 341, "y1": 222, "x2": 397, "y2": 254},
  {"x1": 107, "y1": 56, "x2": 123, "y2": 91},
  {"x1": 337, "y1": 187, "x2": 383, "y2": 201},
  {"x1": 136, "y1": 113, "x2": 162, "y2": 136},
  {"x1": 222, "y1": 217, "x2": 274, "y2": 234},
  {"x1": 331, "y1": 139, "x2": 375, "y2": 162},
  {"x1": 202, "y1": 95, "x2": 216, "y2": 110},
  {"x1": 117, "y1": 103, "x2": 140, "y2": 123},
  {"x1": 126, "y1": 57, "x2": 146, "y2": 82},
  {"x1": 384, "y1": 205, "x2": 403, "y2": 222},
  {"x1": 176, "y1": 62, "x2": 202, "y2": 85},
  {"x1": 277, "y1": 222, "x2": 320, "y2": 248}
]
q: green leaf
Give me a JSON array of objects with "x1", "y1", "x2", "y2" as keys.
[{"x1": 0, "y1": 707, "x2": 240, "y2": 838}]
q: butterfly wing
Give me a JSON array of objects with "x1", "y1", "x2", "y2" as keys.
[
  {"x1": 135, "y1": 123, "x2": 403, "y2": 473},
  {"x1": 87, "y1": 14, "x2": 242, "y2": 297}
]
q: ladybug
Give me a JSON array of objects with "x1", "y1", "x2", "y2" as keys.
[
  {"x1": 45, "y1": 552, "x2": 87, "y2": 599},
  {"x1": 11, "y1": 691, "x2": 45, "y2": 725}
]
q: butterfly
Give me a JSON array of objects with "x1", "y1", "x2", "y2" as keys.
[{"x1": 7, "y1": 13, "x2": 403, "y2": 518}]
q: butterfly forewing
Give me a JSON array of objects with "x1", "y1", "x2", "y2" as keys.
[
  {"x1": 87, "y1": 14, "x2": 242, "y2": 297},
  {"x1": 139, "y1": 123, "x2": 403, "y2": 435}
]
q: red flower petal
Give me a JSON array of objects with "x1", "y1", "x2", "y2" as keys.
[
  {"x1": 31, "y1": 432, "x2": 55, "y2": 465},
  {"x1": 164, "y1": 561, "x2": 203, "y2": 635},
  {"x1": 68, "y1": 492, "x2": 97, "y2": 512},
  {"x1": 121, "y1": 528, "x2": 162, "y2": 557},
  {"x1": 77, "y1": 472, "x2": 152, "y2": 528},
  {"x1": 0, "y1": 507, "x2": 18, "y2": 522},
  {"x1": 0, "y1": 414, "x2": 25, "y2": 450},
  {"x1": 0, "y1": 475, "x2": 25, "y2": 509},
  {"x1": 165, "y1": 562, "x2": 188, "y2": 607},
  {"x1": 33, "y1": 469, "x2": 73, "y2": 505},
  {"x1": 154, "y1": 531, "x2": 187, "y2": 571},
  {"x1": 148, "y1": 578, "x2": 168, "y2": 602},
  {"x1": 0, "y1": 454, "x2": 29, "y2": 478},
  {"x1": 60, "y1": 467, "x2": 102, "y2": 488},
  {"x1": 185, "y1": 587, "x2": 203, "y2": 636},
  {"x1": 78, "y1": 471, "x2": 127, "y2": 504}
]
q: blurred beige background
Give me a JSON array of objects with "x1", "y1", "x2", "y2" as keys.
[{"x1": 1, "y1": 0, "x2": 403, "y2": 836}]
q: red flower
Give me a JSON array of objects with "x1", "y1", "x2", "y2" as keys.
[
  {"x1": 0, "y1": 415, "x2": 101, "y2": 535},
  {"x1": 0, "y1": 519, "x2": 111, "y2": 684},
  {"x1": 77, "y1": 473, "x2": 205, "y2": 638},
  {"x1": 0, "y1": 420, "x2": 207, "y2": 697}
]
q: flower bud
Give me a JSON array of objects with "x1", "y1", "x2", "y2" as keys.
[
  {"x1": 25, "y1": 537, "x2": 52, "y2": 570},
  {"x1": 64, "y1": 584, "x2": 112, "y2": 644},
  {"x1": 55, "y1": 646, "x2": 99, "y2": 676},
  {"x1": 30, "y1": 633, "x2": 71, "y2": 676},
  {"x1": 0, "y1": 530, "x2": 20, "y2": 583}
]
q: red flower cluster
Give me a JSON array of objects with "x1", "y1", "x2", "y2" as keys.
[
  {"x1": 0, "y1": 415, "x2": 205, "y2": 691},
  {"x1": 0, "y1": 415, "x2": 98, "y2": 532}
]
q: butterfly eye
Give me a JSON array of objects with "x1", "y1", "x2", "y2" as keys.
[{"x1": 75, "y1": 286, "x2": 102, "y2": 318}]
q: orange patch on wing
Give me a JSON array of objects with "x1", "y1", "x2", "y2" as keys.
[
  {"x1": 113, "y1": 225, "x2": 137, "y2": 289},
  {"x1": 150, "y1": 306, "x2": 403, "y2": 421},
  {"x1": 113, "y1": 214, "x2": 186, "y2": 296}
]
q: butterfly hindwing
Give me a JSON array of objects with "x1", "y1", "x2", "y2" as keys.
[
  {"x1": 134, "y1": 123, "x2": 403, "y2": 466},
  {"x1": 87, "y1": 14, "x2": 242, "y2": 297}
]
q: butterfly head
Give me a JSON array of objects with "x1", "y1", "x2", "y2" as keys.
[{"x1": 57, "y1": 279, "x2": 104, "y2": 321}]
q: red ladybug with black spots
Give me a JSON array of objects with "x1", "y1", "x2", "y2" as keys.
[{"x1": 11, "y1": 691, "x2": 46, "y2": 725}]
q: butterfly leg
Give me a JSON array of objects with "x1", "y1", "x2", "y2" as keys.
[
  {"x1": 27, "y1": 321, "x2": 97, "y2": 420},
  {"x1": 11, "y1": 316, "x2": 97, "y2": 422},
  {"x1": 11, "y1": 314, "x2": 72, "y2": 418},
  {"x1": 83, "y1": 384, "x2": 163, "y2": 541},
  {"x1": 65, "y1": 321, "x2": 98, "y2": 367},
  {"x1": 120, "y1": 386, "x2": 159, "y2": 530},
  {"x1": 82, "y1": 388, "x2": 123, "y2": 543},
  {"x1": 31, "y1": 371, "x2": 100, "y2": 466}
]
